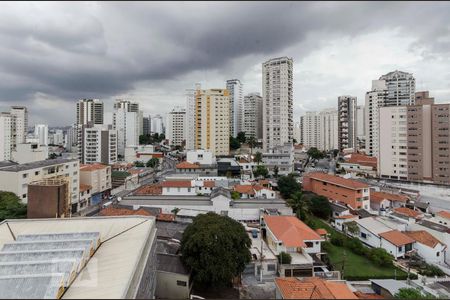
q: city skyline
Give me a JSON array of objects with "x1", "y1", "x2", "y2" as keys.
[{"x1": 0, "y1": 2, "x2": 450, "y2": 126}]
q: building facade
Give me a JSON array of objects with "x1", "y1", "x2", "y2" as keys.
[
  {"x1": 243, "y1": 93, "x2": 263, "y2": 139},
  {"x1": 151, "y1": 114, "x2": 165, "y2": 135},
  {"x1": 356, "y1": 105, "x2": 366, "y2": 151},
  {"x1": 114, "y1": 99, "x2": 143, "y2": 136},
  {"x1": 262, "y1": 57, "x2": 293, "y2": 151},
  {"x1": 10, "y1": 106, "x2": 28, "y2": 151},
  {"x1": 300, "y1": 112, "x2": 320, "y2": 149},
  {"x1": 83, "y1": 125, "x2": 118, "y2": 165},
  {"x1": 11, "y1": 143, "x2": 48, "y2": 164},
  {"x1": 194, "y1": 88, "x2": 230, "y2": 155},
  {"x1": 300, "y1": 108, "x2": 338, "y2": 151},
  {"x1": 338, "y1": 95, "x2": 357, "y2": 151},
  {"x1": 34, "y1": 124, "x2": 48, "y2": 146},
  {"x1": 166, "y1": 106, "x2": 186, "y2": 147},
  {"x1": 0, "y1": 112, "x2": 11, "y2": 161},
  {"x1": 79, "y1": 163, "x2": 112, "y2": 206},
  {"x1": 113, "y1": 107, "x2": 139, "y2": 157},
  {"x1": 227, "y1": 79, "x2": 244, "y2": 137},
  {"x1": 185, "y1": 84, "x2": 201, "y2": 150},
  {"x1": 76, "y1": 99, "x2": 104, "y2": 160}
]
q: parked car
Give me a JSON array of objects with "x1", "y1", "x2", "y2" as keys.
[{"x1": 251, "y1": 229, "x2": 258, "y2": 238}]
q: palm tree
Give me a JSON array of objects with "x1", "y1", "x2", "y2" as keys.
[
  {"x1": 247, "y1": 136, "x2": 257, "y2": 156},
  {"x1": 287, "y1": 191, "x2": 309, "y2": 221},
  {"x1": 254, "y1": 151, "x2": 262, "y2": 165}
]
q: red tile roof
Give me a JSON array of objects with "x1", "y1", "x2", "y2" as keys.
[
  {"x1": 161, "y1": 180, "x2": 193, "y2": 188},
  {"x1": 394, "y1": 207, "x2": 423, "y2": 219},
  {"x1": 371, "y1": 191, "x2": 409, "y2": 204},
  {"x1": 234, "y1": 184, "x2": 256, "y2": 195},
  {"x1": 334, "y1": 215, "x2": 357, "y2": 219},
  {"x1": 99, "y1": 207, "x2": 153, "y2": 217},
  {"x1": 80, "y1": 163, "x2": 109, "y2": 171},
  {"x1": 176, "y1": 161, "x2": 200, "y2": 169},
  {"x1": 79, "y1": 184, "x2": 92, "y2": 193},
  {"x1": 346, "y1": 153, "x2": 377, "y2": 169},
  {"x1": 315, "y1": 228, "x2": 328, "y2": 235},
  {"x1": 275, "y1": 277, "x2": 358, "y2": 299},
  {"x1": 437, "y1": 210, "x2": 450, "y2": 220},
  {"x1": 264, "y1": 215, "x2": 322, "y2": 247},
  {"x1": 403, "y1": 231, "x2": 444, "y2": 248},
  {"x1": 306, "y1": 172, "x2": 369, "y2": 190},
  {"x1": 203, "y1": 181, "x2": 215, "y2": 188},
  {"x1": 134, "y1": 184, "x2": 162, "y2": 195},
  {"x1": 379, "y1": 230, "x2": 415, "y2": 247}
]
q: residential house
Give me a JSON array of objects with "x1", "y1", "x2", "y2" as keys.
[
  {"x1": 124, "y1": 145, "x2": 164, "y2": 164},
  {"x1": 404, "y1": 231, "x2": 447, "y2": 264},
  {"x1": 79, "y1": 163, "x2": 112, "y2": 205},
  {"x1": 370, "y1": 191, "x2": 409, "y2": 211},
  {"x1": 302, "y1": 172, "x2": 370, "y2": 210},
  {"x1": 261, "y1": 215, "x2": 325, "y2": 277},
  {"x1": 434, "y1": 211, "x2": 450, "y2": 227},
  {"x1": 275, "y1": 277, "x2": 358, "y2": 299},
  {"x1": 340, "y1": 153, "x2": 377, "y2": 177},
  {"x1": 176, "y1": 161, "x2": 218, "y2": 176},
  {"x1": 409, "y1": 220, "x2": 450, "y2": 265},
  {"x1": 247, "y1": 230, "x2": 278, "y2": 278},
  {"x1": 390, "y1": 207, "x2": 424, "y2": 224},
  {"x1": 332, "y1": 215, "x2": 359, "y2": 232},
  {"x1": 330, "y1": 202, "x2": 351, "y2": 218},
  {"x1": 234, "y1": 184, "x2": 276, "y2": 199},
  {"x1": 379, "y1": 230, "x2": 415, "y2": 259},
  {"x1": 79, "y1": 183, "x2": 92, "y2": 212}
]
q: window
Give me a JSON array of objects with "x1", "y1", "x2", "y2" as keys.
[
  {"x1": 22, "y1": 173, "x2": 28, "y2": 178},
  {"x1": 437, "y1": 252, "x2": 440, "y2": 257},
  {"x1": 35, "y1": 171, "x2": 39, "y2": 176},
  {"x1": 398, "y1": 246, "x2": 403, "y2": 252},
  {"x1": 22, "y1": 194, "x2": 26, "y2": 199},
  {"x1": 176, "y1": 280, "x2": 187, "y2": 287},
  {"x1": 305, "y1": 242, "x2": 314, "y2": 248},
  {"x1": 267, "y1": 264, "x2": 276, "y2": 271},
  {"x1": 360, "y1": 232, "x2": 367, "y2": 239}
]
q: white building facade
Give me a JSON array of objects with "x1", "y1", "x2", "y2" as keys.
[
  {"x1": 243, "y1": 93, "x2": 263, "y2": 140},
  {"x1": 83, "y1": 125, "x2": 118, "y2": 165},
  {"x1": 34, "y1": 124, "x2": 48, "y2": 146},
  {"x1": 262, "y1": 57, "x2": 293, "y2": 151},
  {"x1": 227, "y1": 79, "x2": 244, "y2": 137},
  {"x1": 0, "y1": 113, "x2": 12, "y2": 161},
  {"x1": 113, "y1": 108, "x2": 139, "y2": 156},
  {"x1": 338, "y1": 95, "x2": 357, "y2": 151},
  {"x1": 166, "y1": 106, "x2": 186, "y2": 147}
]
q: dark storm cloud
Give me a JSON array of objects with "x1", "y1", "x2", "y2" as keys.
[{"x1": 0, "y1": 1, "x2": 449, "y2": 125}]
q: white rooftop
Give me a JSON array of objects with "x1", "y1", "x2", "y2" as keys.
[
  {"x1": 0, "y1": 216, "x2": 156, "y2": 299},
  {"x1": 355, "y1": 217, "x2": 396, "y2": 235}
]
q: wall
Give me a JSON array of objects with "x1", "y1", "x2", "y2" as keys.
[
  {"x1": 27, "y1": 183, "x2": 68, "y2": 218},
  {"x1": 155, "y1": 271, "x2": 191, "y2": 299},
  {"x1": 380, "y1": 238, "x2": 405, "y2": 258},
  {"x1": 356, "y1": 224, "x2": 381, "y2": 248}
]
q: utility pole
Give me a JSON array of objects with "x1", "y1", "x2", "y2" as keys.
[
  {"x1": 260, "y1": 238, "x2": 263, "y2": 282},
  {"x1": 341, "y1": 249, "x2": 346, "y2": 280}
]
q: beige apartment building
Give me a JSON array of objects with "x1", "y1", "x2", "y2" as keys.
[
  {"x1": 378, "y1": 91, "x2": 450, "y2": 185},
  {"x1": 79, "y1": 163, "x2": 112, "y2": 205},
  {"x1": 0, "y1": 159, "x2": 80, "y2": 206},
  {"x1": 194, "y1": 88, "x2": 230, "y2": 155}
]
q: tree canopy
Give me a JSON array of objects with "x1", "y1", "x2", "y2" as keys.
[
  {"x1": 394, "y1": 288, "x2": 436, "y2": 299},
  {"x1": 139, "y1": 133, "x2": 166, "y2": 145},
  {"x1": 287, "y1": 191, "x2": 309, "y2": 221},
  {"x1": 307, "y1": 147, "x2": 325, "y2": 160},
  {"x1": 180, "y1": 212, "x2": 251, "y2": 287},
  {"x1": 0, "y1": 191, "x2": 27, "y2": 221},
  {"x1": 254, "y1": 152, "x2": 262, "y2": 164},
  {"x1": 236, "y1": 132, "x2": 246, "y2": 144},
  {"x1": 230, "y1": 136, "x2": 240, "y2": 150},
  {"x1": 253, "y1": 165, "x2": 269, "y2": 179},
  {"x1": 277, "y1": 174, "x2": 301, "y2": 199},
  {"x1": 309, "y1": 195, "x2": 332, "y2": 220},
  {"x1": 146, "y1": 157, "x2": 159, "y2": 168}
]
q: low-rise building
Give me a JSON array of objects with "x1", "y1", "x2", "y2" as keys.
[
  {"x1": 404, "y1": 230, "x2": 447, "y2": 264},
  {"x1": 262, "y1": 143, "x2": 294, "y2": 176},
  {"x1": 262, "y1": 215, "x2": 324, "y2": 277},
  {"x1": 409, "y1": 220, "x2": 450, "y2": 265},
  {"x1": 370, "y1": 191, "x2": 409, "y2": 211},
  {"x1": 378, "y1": 230, "x2": 415, "y2": 259},
  {"x1": 0, "y1": 158, "x2": 79, "y2": 206},
  {"x1": 275, "y1": 277, "x2": 358, "y2": 299},
  {"x1": 11, "y1": 143, "x2": 48, "y2": 164},
  {"x1": 79, "y1": 183, "x2": 92, "y2": 212},
  {"x1": 0, "y1": 216, "x2": 158, "y2": 299},
  {"x1": 390, "y1": 207, "x2": 424, "y2": 224},
  {"x1": 302, "y1": 172, "x2": 370, "y2": 210},
  {"x1": 332, "y1": 215, "x2": 359, "y2": 232},
  {"x1": 124, "y1": 145, "x2": 164, "y2": 164},
  {"x1": 234, "y1": 184, "x2": 276, "y2": 199},
  {"x1": 340, "y1": 153, "x2": 377, "y2": 177},
  {"x1": 156, "y1": 253, "x2": 192, "y2": 299},
  {"x1": 434, "y1": 211, "x2": 450, "y2": 227},
  {"x1": 175, "y1": 161, "x2": 218, "y2": 176},
  {"x1": 80, "y1": 163, "x2": 112, "y2": 206}
]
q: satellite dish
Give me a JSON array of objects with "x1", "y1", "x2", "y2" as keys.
[{"x1": 117, "y1": 197, "x2": 122, "y2": 202}]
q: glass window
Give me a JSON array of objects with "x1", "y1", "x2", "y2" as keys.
[{"x1": 177, "y1": 281, "x2": 187, "y2": 287}]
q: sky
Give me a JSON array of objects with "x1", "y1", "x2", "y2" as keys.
[{"x1": 1, "y1": 1, "x2": 450, "y2": 127}]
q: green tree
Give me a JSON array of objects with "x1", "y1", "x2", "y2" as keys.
[
  {"x1": 180, "y1": 212, "x2": 251, "y2": 287},
  {"x1": 171, "y1": 207, "x2": 180, "y2": 216},
  {"x1": 0, "y1": 191, "x2": 27, "y2": 221},
  {"x1": 247, "y1": 136, "x2": 257, "y2": 155},
  {"x1": 139, "y1": 134, "x2": 151, "y2": 145},
  {"x1": 48, "y1": 153, "x2": 58, "y2": 159},
  {"x1": 307, "y1": 147, "x2": 325, "y2": 160},
  {"x1": 287, "y1": 192, "x2": 309, "y2": 221},
  {"x1": 394, "y1": 288, "x2": 436, "y2": 299},
  {"x1": 293, "y1": 138, "x2": 298, "y2": 144},
  {"x1": 146, "y1": 157, "x2": 160, "y2": 169},
  {"x1": 273, "y1": 166, "x2": 279, "y2": 178},
  {"x1": 308, "y1": 195, "x2": 332, "y2": 220},
  {"x1": 230, "y1": 136, "x2": 240, "y2": 150},
  {"x1": 237, "y1": 131, "x2": 246, "y2": 144},
  {"x1": 254, "y1": 151, "x2": 262, "y2": 165},
  {"x1": 253, "y1": 165, "x2": 269, "y2": 179},
  {"x1": 134, "y1": 161, "x2": 145, "y2": 167},
  {"x1": 231, "y1": 191, "x2": 241, "y2": 200},
  {"x1": 368, "y1": 248, "x2": 393, "y2": 267},
  {"x1": 333, "y1": 149, "x2": 339, "y2": 158},
  {"x1": 277, "y1": 252, "x2": 292, "y2": 264},
  {"x1": 277, "y1": 175, "x2": 301, "y2": 199}
]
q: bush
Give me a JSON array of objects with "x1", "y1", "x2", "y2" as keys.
[
  {"x1": 277, "y1": 252, "x2": 292, "y2": 264},
  {"x1": 368, "y1": 248, "x2": 393, "y2": 267},
  {"x1": 322, "y1": 241, "x2": 332, "y2": 252},
  {"x1": 344, "y1": 238, "x2": 368, "y2": 256},
  {"x1": 418, "y1": 264, "x2": 445, "y2": 277},
  {"x1": 308, "y1": 195, "x2": 332, "y2": 220},
  {"x1": 330, "y1": 234, "x2": 346, "y2": 247}
]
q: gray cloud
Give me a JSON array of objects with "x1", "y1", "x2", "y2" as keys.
[{"x1": 0, "y1": 1, "x2": 450, "y2": 126}]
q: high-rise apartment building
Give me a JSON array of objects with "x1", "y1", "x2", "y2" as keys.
[
  {"x1": 356, "y1": 105, "x2": 366, "y2": 151},
  {"x1": 300, "y1": 112, "x2": 320, "y2": 149},
  {"x1": 338, "y1": 96, "x2": 357, "y2": 151},
  {"x1": 34, "y1": 124, "x2": 48, "y2": 146},
  {"x1": 114, "y1": 100, "x2": 143, "y2": 136},
  {"x1": 300, "y1": 108, "x2": 338, "y2": 151},
  {"x1": 318, "y1": 108, "x2": 339, "y2": 151},
  {"x1": 0, "y1": 112, "x2": 12, "y2": 161},
  {"x1": 113, "y1": 108, "x2": 139, "y2": 156},
  {"x1": 143, "y1": 116, "x2": 151, "y2": 136},
  {"x1": 10, "y1": 106, "x2": 28, "y2": 151},
  {"x1": 293, "y1": 122, "x2": 301, "y2": 144},
  {"x1": 194, "y1": 88, "x2": 230, "y2": 155},
  {"x1": 151, "y1": 114, "x2": 164, "y2": 135},
  {"x1": 83, "y1": 125, "x2": 118, "y2": 165},
  {"x1": 243, "y1": 92, "x2": 263, "y2": 140},
  {"x1": 378, "y1": 92, "x2": 449, "y2": 185},
  {"x1": 366, "y1": 71, "x2": 415, "y2": 157},
  {"x1": 166, "y1": 106, "x2": 186, "y2": 147},
  {"x1": 76, "y1": 99, "x2": 104, "y2": 160},
  {"x1": 227, "y1": 79, "x2": 243, "y2": 137},
  {"x1": 185, "y1": 83, "x2": 201, "y2": 150},
  {"x1": 262, "y1": 57, "x2": 293, "y2": 151}
]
